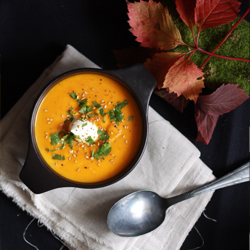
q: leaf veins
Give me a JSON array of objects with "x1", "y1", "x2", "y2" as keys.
[
  {"x1": 163, "y1": 55, "x2": 205, "y2": 103},
  {"x1": 195, "y1": 83, "x2": 249, "y2": 144},
  {"x1": 194, "y1": 0, "x2": 241, "y2": 31},
  {"x1": 127, "y1": 0, "x2": 184, "y2": 50},
  {"x1": 144, "y1": 52, "x2": 182, "y2": 89}
]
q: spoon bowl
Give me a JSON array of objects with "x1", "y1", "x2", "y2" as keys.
[
  {"x1": 107, "y1": 191, "x2": 166, "y2": 237},
  {"x1": 107, "y1": 162, "x2": 249, "y2": 237}
]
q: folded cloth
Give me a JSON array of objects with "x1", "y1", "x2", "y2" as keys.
[{"x1": 0, "y1": 45, "x2": 215, "y2": 250}]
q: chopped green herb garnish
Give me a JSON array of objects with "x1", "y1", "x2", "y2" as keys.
[
  {"x1": 127, "y1": 116, "x2": 133, "y2": 121},
  {"x1": 99, "y1": 108, "x2": 105, "y2": 117},
  {"x1": 70, "y1": 93, "x2": 77, "y2": 99},
  {"x1": 92, "y1": 101, "x2": 105, "y2": 117},
  {"x1": 92, "y1": 101, "x2": 101, "y2": 108},
  {"x1": 77, "y1": 99, "x2": 88, "y2": 108},
  {"x1": 82, "y1": 122, "x2": 87, "y2": 127},
  {"x1": 116, "y1": 100, "x2": 128, "y2": 110},
  {"x1": 67, "y1": 107, "x2": 74, "y2": 121},
  {"x1": 91, "y1": 147, "x2": 95, "y2": 158},
  {"x1": 77, "y1": 135, "x2": 83, "y2": 142},
  {"x1": 62, "y1": 134, "x2": 69, "y2": 140},
  {"x1": 97, "y1": 129, "x2": 109, "y2": 141},
  {"x1": 108, "y1": 100, "x2": 128, "y2": 125},
  {"x1": 46, "y1": 142, "x2": 66, "y2": 152},
  {"x1": 85, "y1": 136, "x2": 95, "y2": 144},
  {"x1": 79, "y1": 106, "x2": 86, "y2": 114},
  {"x1": 52, "y1": 154, "x2": 65, "y2": 160},
  {"x1": 93, "y1": 142, "x2": 111, "y2": 160},
  {"x1": 86, "y1": 106, "x2": 93, "y2": 113},
  {"x1": 87, "y1": 113, "x2": 95, "y2": 118},
  {"x1": 78, "y1": 99, "x2": 92, "y2": 114},
  {"x1": 65, "y1": 133, "x2": 75, "y2": 149},
  {"x1": 94, "y1": 113, "x2": 99, "y2": 116},
  {"x1": 50, "y1": 133, "x2": 61, "y2": 145}
]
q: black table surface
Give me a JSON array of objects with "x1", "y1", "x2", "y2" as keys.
[{"x1": 1, "y1": 1, "x2": 249, "y2": 250}]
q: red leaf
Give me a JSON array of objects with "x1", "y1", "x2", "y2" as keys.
[
  {"x1": 127, "y1": 0, "x2": 184, "y2": 50},
  {"x1": 143, "y1": 52, "x2": 182, "y2": 89},
  {"x1": 195, "y1": 105, "x2": 219, "y2": 144},
  {"x1": 175, "y1": 0, "x2": 196, "y2": 30},
  {"x1": 154, "y1": 88, "x2": 189, "y2": 113},
  {"x1": 195, "y1": 84, "x2": 249, "y2": 144},
  {"x1": 195, "y1": 0, "x2": 241, "y2": 31},
  {"x1": 112, "y1": 46, "x2": 158, "y2": 68},
  {"x1": 197, "y1": 84, "x2": 249, "y2": 115},
  {"x1": 163, "y1": 55, "x2": 205, "y2": 102}
]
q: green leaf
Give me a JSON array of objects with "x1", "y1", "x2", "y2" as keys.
[
  {"x1": 65, "y1": 133, "x2": 75, "y2": 149},
  {"x1": 46, "y1": 142, "x2": 66, "y2": 152},
  {"x1": 85, "y1": 136, "x2": 95, "y2": 144},
  {"x1": 93, "y1": 142, "x2": 111, "y2": 160},
  {"x1": 99, "y1": 108, "x2": 105, "y2": 117},
  {"x1": 79, "y1": 106, "x2": 87, "y2": 114},
  {"x1": 52, "y1": 154, "x2": 65, "y2": 160},
  {"x1": 102, "y1": 143, "x2": 112, "y2": 156},
  {"x1": 82, "y1": 122, "x2": 87, "y2": 127},
  {"x1": 115, "y1": 100, "x2": 128, "y2": 111},
  {"x1": 62, "y1": 134, "x2": 69, "y2": 140},
  {"x1": 108, "y1": 100, "x2": 128, "y2": 125},
  {"x1": 78, "y1": 99, "x2": 88, "y2": 108},
  {"x1": 67, "y1": 107, "x2": 74, "y2": 121},
  {"x1": 86, "y1": 106, "x2": 93, "y2": 113},
  {"x1": 50, "y1": 133, "x2": 61, "y2": 145},
  {"x1": 92, "y1": 101, "x2": 105, "y2": 117},
  {"x1": 78, "y1": 99, "x2": 92, "y2": 114},
  {"x1": 70, "y1": 93, "x2": 77, "y2": 99},
  {"x1": 77, "y1": 135, "x2": 83, "y2": 142},
  {"x1": 127, "y1": 116, "x2": 133, "y2": 121},
  {"x1": 91, "y1": 147, "x2": 95, "y2": 158},
  {"x1": 92, "y1": 101, "x2": 101, "y2": 108},
  {"x1": 97, "y1": 129, "x2": 109, "y2": 141}
]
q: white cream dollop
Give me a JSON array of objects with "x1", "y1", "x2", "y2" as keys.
[{"x1": 69, "y1": 118, "x2": 98, "y2": 142}]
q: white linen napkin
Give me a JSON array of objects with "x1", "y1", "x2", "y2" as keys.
[{"x1": 0, "y1": 45, "x2": 215, "y2": 250}]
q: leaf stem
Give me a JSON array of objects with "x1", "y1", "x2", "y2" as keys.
[
  {"x1": 191, "y1": 27, "x2": 198, "y2": 47},
  {"x1": 195, "y1": 24, "x2": 202, "y2": 47},
  {"x1": 200, "y1": 7, "x2": 250, "y2": 69},
  {"x1": 197, "y1": 47, "x2": 250, "y2": 62},
  {"x1": 187, "y1": 49, "x2": 197, "y2": 59}
]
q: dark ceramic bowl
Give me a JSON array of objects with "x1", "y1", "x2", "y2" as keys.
[{"x1": 19, "y1": 64, "x2": 156, "y2": 193}]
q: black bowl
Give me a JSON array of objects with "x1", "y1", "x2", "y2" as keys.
[{"x1": 19, "y1": 64, "x2": 156, "y2": 193}]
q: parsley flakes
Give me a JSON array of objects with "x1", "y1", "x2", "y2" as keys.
[
  {"x1": 92, "y1": 101, "x2": 105, "y2": 117},
  {"x1": 70, "y1": 93, "x2": 77, "y2": 99},
  {"x1": 97, "y1": 129, "x2": 109, "y2": 141},
  {"x1": 52, "y1": 154, "x2": 65, "y2": 160},
  {"x1": 108, "y1": 100, "x2": 128, "y2": 125},
  {"x1": 50, "y1": 133, "x2": 61, "y2": 145},
  {"x1": 93, "y1": 142, "x2": 111, "y2": 160},
  {"x1": 85, "y1": 136, "x2": 95, "y2": 145}
]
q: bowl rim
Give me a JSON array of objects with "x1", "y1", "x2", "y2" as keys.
[{"x1": 27, "y1": 67, "x2": 149, "y2": 189}]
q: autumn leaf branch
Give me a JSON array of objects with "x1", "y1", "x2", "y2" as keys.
[
  {"x1": 200, "y1": 7, "x2": 250, "y2": 68},
  {"x1": 183, "y1": 7, "x2": 250, "y2": 65},
  {"x1": 117, "y1": 0, "x2": 249, "y2": 144}
]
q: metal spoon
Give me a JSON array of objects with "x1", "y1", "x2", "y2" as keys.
[{"x1": 107, "y1": 162, "x2": 249, "y2": 237}]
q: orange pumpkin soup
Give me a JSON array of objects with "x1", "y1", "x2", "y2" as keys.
[{"x1": 35, "y1": 72, "x2": 142, "y2": 183}]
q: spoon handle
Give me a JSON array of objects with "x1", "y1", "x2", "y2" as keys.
[{"x1": 166, "y1": 161, "x2": 249, "y2": 207}]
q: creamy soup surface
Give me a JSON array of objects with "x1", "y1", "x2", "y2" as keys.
[{"x1": 35, "y1": 73, "x2": 142, "y2": 183}]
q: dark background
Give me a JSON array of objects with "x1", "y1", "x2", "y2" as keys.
[{"x1": 0, "y1": 1, "x2": 249, "y2": 249}]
